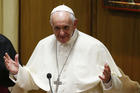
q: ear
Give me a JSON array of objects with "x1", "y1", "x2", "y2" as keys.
[{"x1": 73, "y1": 19, "x2": 78, "y2": 29}]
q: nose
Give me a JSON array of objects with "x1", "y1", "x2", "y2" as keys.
[{"x1": 60, "y1": 30, "x2": 65, "y2": 36}]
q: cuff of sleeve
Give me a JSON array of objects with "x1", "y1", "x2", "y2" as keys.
[
  {"x1": 9, "y1": 74, "x2": 17, "y2": 83},
  {"x1": 9, "y1": 64, "x2": 22, "y2": 83},
  {"x1": 101, "y1": 76, "x2": 112, "y2": 90}
]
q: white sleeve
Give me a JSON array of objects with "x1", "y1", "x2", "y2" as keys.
[
  {"x1": 102, "y1": 74, "x2": 122, "y2": 93},
  {"x1": 10, "y1": 65, "x2": 39, "y2": 91},
  {"x1": 101, "y1": 76, "x2": 113, "y2": 90}
]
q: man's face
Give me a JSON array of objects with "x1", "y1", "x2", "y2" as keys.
[{"x1": 51, "y1": 12, "x2": 77, "y2": 44}]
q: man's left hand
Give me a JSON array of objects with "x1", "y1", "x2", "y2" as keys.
[{"x1": 99, "y1": 63, "x2": 111, "y2": 83}]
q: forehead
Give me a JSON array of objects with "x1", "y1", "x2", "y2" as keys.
[{"x1": 51, "y1": 11, "x2": 72, "y2": 25}]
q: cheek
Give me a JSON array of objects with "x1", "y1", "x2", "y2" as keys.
[
  {"x1": 65, "y1": 32, "x2": 72, "y2": 37},
  {"x1": 69, "y1": 30, "x2": 74, "y2": 36},
  {"x1": 54, "y1": 31, "x2": 59, "y2": 36}
]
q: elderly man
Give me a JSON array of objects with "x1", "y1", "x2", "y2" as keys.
[{"x1": 4, "y1": 5, "x2": 123, "y2": 93}]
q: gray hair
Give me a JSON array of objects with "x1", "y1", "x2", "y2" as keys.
[{"x1": 50, "y1": 11, "x2": 76, "y2": 26}]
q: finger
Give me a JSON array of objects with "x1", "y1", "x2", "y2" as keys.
[
  {"x1": 99, "y1": 75, "x2": 105, "y2": 81},
  {"x1": 104, "y1": 67, "x2": 110, "y2": 74},
  {"x1": 105, "y1": 63, "x2": 109, "y2": 69},
  {"x1": 15, "y1": 54, "x2": 19, "y2": 63},
  {"x1": 105, "y1": 63, "x2": 111, "y2": 73},
  {"x1": 107, "y1": 65, "x2": 111, "y2": 73},
  {"x1": 5, "y1": 53, "x2": 11, "y2": 60},
  {"x1": 104, "y1": 63, "x2": 108, "y2": 67},
  {"x1": 105, "y1": 67, "x2": 111, "y2": 77},
  {"x1": 4, "y1": 58, "x2": 9, "y2": 69},
  {"x1": 3, "y1": 56, "x2": 8, "y2": 64},
  {"x1": 15, "y1": 54, "x2": 19, "y2": 65},
  {"x1": 103, "y1": 70, "x2": 108, "y2": 78}
]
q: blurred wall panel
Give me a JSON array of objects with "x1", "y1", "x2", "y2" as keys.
[{"x1": 95, "y1": 0, "x2": 140, "y2": 83}]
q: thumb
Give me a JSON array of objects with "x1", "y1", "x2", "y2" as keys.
[
  {"x1": 99, "y1": 75, "x2": 103, "y2": 80},
  {"x1": 15, "y1": 54, "x2": 19, "y2": 65}
]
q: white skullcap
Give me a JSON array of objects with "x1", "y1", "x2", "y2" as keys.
[{"x1": 51, "y1": 5, "x2": 75, "y2": 16}]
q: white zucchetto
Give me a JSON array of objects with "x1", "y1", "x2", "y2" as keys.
[{"x1": 51, "y1": 5, "x2": 75, "y2": 16}]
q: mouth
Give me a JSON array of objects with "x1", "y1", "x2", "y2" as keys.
[
  {"x1": 59, "y1": 35, "x2": 68, "y2": 40},
  {"x1": 58, "y1": 37, "x2": 68, "y2": 43},
  {"x1": 59, "y1": 37, "x2": 66, "y2": 41}
]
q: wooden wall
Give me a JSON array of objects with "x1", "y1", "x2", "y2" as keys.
[
  {"x1": 20, "y1": 0, "x2": 140, "y2": 92},
  {"x1": 96, "y1": 0, "x2": 140, "y2": 83}
]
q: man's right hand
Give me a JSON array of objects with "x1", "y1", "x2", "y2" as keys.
[{"x1": 4, "y1": 53, "x2": 19, "y2": 75}]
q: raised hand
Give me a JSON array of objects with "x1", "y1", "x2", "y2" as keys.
[
  {"x1": 4, "y1": 53, "x2": 19, "y2": 75},
  {"x1": 99, "y1": 63, "x2": 111, "y2": 83}
]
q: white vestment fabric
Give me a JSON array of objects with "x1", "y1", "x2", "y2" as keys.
[{"x1": 13, "y1": 29, "x2": 123, "y2": 93}]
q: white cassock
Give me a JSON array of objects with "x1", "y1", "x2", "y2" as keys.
[{"x1": 11, "y1": 29, "x2": 123, "y2": 93}]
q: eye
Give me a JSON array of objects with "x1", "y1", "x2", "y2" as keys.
[
  {"x1": 54, "y1": 26, "x2": 60, "y2": 31},
  {"x1": 64, "y1": 26, "x2": 70, "y2": 30}
]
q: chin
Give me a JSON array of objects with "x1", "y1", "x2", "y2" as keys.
[
  {"x1": 59, "y1": 40, "x2": 68, "y2": 44},
  {"x1": 60, "y1": 41, "x2": 67, "y2": 44}
]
